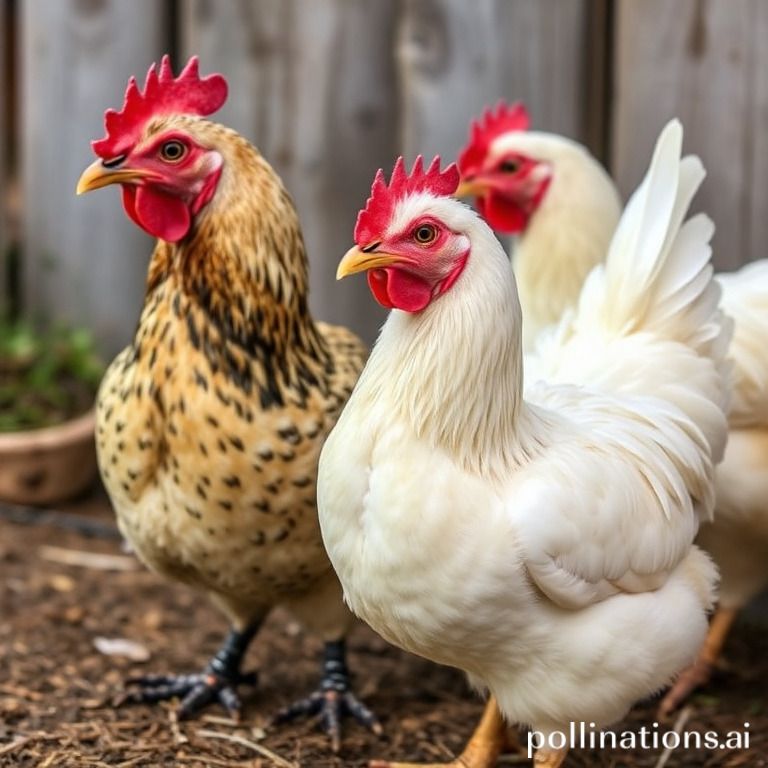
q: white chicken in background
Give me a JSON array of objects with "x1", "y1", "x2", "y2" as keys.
[
  {"x1": 457, "y1": 104, "x2": 768, "y2": 715},
  {"x1": 317, "y1": 122, "x2": 731, "y2": 768},
  {"x1": 456, "y1": 102, "x2": 622, "y2": 351}
]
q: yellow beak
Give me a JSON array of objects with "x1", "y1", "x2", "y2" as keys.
[
  {"x1": 454, "y1": 178, "x2": 487, "y2": 198},
  {"x1": 336, "y1": 246, "x2": 404, "y2": 280},
  {"x1": 76, "y1": 159, "x2": 154, "y2": 195}
]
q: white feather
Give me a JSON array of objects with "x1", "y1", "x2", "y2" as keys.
[
  {"x1": 491, "y1": 131, "x2": 623, "y2": 350},
  {"x1": 318, "y1": 121, "x2": 728, "y2": 738},
  {"x1": 514, "y1": 122, "x2": 768, "y2": 623}
]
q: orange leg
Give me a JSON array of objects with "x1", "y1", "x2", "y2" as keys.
[
  {"x1": 369, "y1": 696, "x2": 506, "y2": 768},
  {"x1": 658, "y1": 606, "x2": 739, "y2": 717}
]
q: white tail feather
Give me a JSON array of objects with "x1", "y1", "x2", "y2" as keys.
[
  {"x1": 538, "y1": 120, "x2": 732, "y2": 466},
  {"x1": 576, "y1": 121, "x2": 730, "y2": 376}
]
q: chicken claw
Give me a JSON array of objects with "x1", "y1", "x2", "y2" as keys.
[
  {"x1": 272, "y1": 640, "x2": 382, "y2": 752},
  {"x1": 125, "y1": 669, "x2": 258, "y2": 719},
  {"x1": 123, "y1": 624, "x2": 259, "y2": 720}
]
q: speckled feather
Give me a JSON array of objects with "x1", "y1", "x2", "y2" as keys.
[{"x1": 96, "y1": 116, "x2": 366, "y2": 635}]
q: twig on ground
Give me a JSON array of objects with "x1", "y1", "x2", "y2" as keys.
[
  {"x1": 0, "y1": 732, "x2": 59, "y2": 756},
  {"x1": 0, "y1": 683, "x2": 44, "y2": 701},
  {"x1": 169, "y1": 709, "x2": 189, "y2": 745},
  {"x1": 654, "y1": 706, "x2": 692, "y2": 768},
  {"x1": 0, "y1": 737, "x2": 32, "y2": 756},
  {"x1": 175, "y1": 756, "x2": 259, "y2": 767},
  {"x1": 201, "y1": 714, "x2": 241, "y2": 728},
  {"x1": 196, "y1": 729, "x2": 298, "y2": 768},
  {"x1": 38, "y1": 545, "x2": 138, "y2": 571}
]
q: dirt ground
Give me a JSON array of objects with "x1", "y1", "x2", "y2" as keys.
[{"x1": 1, "y1": 489, "x2": 766, "y2": 768}]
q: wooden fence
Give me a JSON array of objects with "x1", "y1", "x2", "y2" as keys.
[
  {"x1": 1, "y1": 2, "x2": 8, "y2": 312},
  {"x1": 1, "y1": 0, "x2": 767, "y2": 355}
]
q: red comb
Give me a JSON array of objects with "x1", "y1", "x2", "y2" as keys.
[
  {"x1": 92, "y1": 55, "x2": 228, "y2": 159},
  {"x1": 354, "y1": 156, "x2": 460, "y2": 245},
  {"x1": 458, "y1": 101, "x2": 530, "y2": 175}
]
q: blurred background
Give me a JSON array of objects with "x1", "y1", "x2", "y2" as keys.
[{"x1": 1, "y1": 0, "x2": 766, "y2": 355}]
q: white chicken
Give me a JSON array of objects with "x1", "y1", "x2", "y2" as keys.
[
  {"x1": 455, "y1": 102, "x2": 622, "y2": 351},
  {"x1": 317, "y1": 122, "x2": 731, "y2": 768},
  {"x1": 457, "y1": 104, "x2": 768, "y2": 714}
]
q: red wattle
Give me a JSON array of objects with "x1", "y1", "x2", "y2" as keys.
[
  {"x1": 121, "y1": 185, "x2": 191, "y2": 243},
  {"x1": 367, "y1": 268, "x2": 433, "y2": 313},
  {"x1": 479, "y1": 193, "x2": 527, "y2": 234},
  {"x1": 121, "y1": 186, "x2": 142, "y2": 232},
  {"x1": 368, "y1": 270, "x2": 395, "y2": 309}
]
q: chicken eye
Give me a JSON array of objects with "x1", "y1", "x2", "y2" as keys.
[
  {"x1": 159, "y1": 140, "x2": 187, "y2": 163},
  {"x1": 414, "y1": 224, "x2": 438, "y2": 245},
  {"x1": 499, "y1": 159, "x2": 520, "y2": 173}
]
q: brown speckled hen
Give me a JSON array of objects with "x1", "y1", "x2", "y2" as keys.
[{"x1": 76, "y1": 56, "x2": 376, "y2": 747}]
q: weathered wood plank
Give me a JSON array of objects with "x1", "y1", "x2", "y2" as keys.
[
  {"x1": 397, "y1": 0, "x2": 499, "y2": 161},
  {"x1": 496, "y1": 0, "x2": 590, "y2": 142},
  {"x1": 1, "y1": 3, "x2": 8, "y2": 314},
  {"x1": 582, "y1": 0, "x2": 612, "y2": 162},
  {"x1": 612, "y1": 0, "x2": 767, "y2": 270},
  {"x1": 21, "y1": 0, "x2": 168, "y2": 355},
  {"x1": 181, "y1": 0, "x2": 397, "y2": 345},
  {"x1": 748, "y1": 0, "x2": 768, "y2": 269},
  {"x1": 398, "y1": 0, "x2": 591, "y2": 163}
]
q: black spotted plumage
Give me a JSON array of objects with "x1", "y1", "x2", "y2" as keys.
[{"x1": 93, "y1": 113, "x2": 371, "y2": 739}]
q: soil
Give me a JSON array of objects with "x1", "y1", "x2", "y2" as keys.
[
  {"x1": 1, "y1": 488, "x2": 766, "y2": 768},
  {"x1": 0, "y1": 369, "x2": 96, "y2": 433}
]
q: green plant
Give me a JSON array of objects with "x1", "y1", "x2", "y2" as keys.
[{"x1": 0, "y1": 320, "x2": 104, "y2": 432}]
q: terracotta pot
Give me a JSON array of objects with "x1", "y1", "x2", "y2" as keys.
[{"x1": 0, "y1": 409, "x2": 98, "y2": 506}]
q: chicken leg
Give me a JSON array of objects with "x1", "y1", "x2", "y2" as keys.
[
  {"x1": 125, "y1": 622, "x2": 260, "y2": 719},
  {"x1": 658, "y1": 606, "x2": 738, "y2": 716},
  {"x1": 273, "y1": 639, "x2": 382, "y2": 752},
  {"x1": 370, "y1": 697, "x2": 507, "y2": 768}
]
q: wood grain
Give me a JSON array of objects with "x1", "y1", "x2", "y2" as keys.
[
  {"x1": 13, "y1": 0, "x2": 766, "y2": 349},
  {"x1": 612, "y1": 0, "x2": 767, "y2": 270},
  {"x1": 1, "y1": 3, "x2": 8, "y2": 313},
  {"x1": 398, "y1": 0, "x2": 590, "y2": 163},
  {"x1": 495, "y1": 0, "x2": 590, "y2": 140},
  {"x1": 20, "y1": 0, "x2": 167, "y2": 354}
]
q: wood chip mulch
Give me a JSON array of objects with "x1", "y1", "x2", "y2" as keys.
[{"x1": 0, "y1": 491, "x2": 766, "y2": 767}]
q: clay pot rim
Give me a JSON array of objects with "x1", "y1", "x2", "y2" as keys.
[{"x1": 0, "y1": 408, "x2": 96, "y2": 451}]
